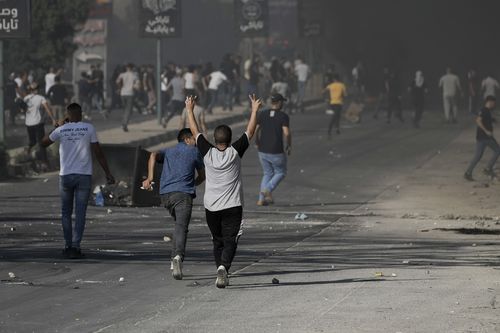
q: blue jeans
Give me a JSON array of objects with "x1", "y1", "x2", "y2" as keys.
[
  {"x1": 59, "y1": 174, "x2": 92, "y2": 249},
  {"x1": 466, "y1": 138, "x2": 500, "y2": 175},
  {"x1": 207, "y1": 88, "x2": 219, "y2": 114},
  {"x1": 258, "y1": 152, "x2": 287, "y2": 201}
]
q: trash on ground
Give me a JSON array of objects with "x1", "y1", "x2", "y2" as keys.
[
  {"x1": 119, "y1": 277, "x2": 125, "y2": 282},
  {"x1": 43, "y1": 178, "x2": 49, "y2": 183},
  {"x1": 10, "y1": 227, "x2": 15, "y2": 231},
  {"x1": 391, "y1": 273, "x2": 397, "y2": 277},
  {"x1": 8, "y1": 272, "x2": 16, "y2": 279},
  {"x1": 402, "y1": 260, "x2": 410, "y2": 264},
  {"x1": 294, "y1": 213, "x2": 308, "y2": 221},
  {"x1": 106, "y1": 209, "x2": 113, "y2": 214},
  {"x1": 375, "y1": 272, "x2": 384, "y2": 277}
]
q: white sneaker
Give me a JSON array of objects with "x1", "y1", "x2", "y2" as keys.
[
  {"x1": 172, "y1": 255, "x2": 183, "y2": 280},
  {"x1": 215, "y1": 265, "x2": 228, "y2": 288}
]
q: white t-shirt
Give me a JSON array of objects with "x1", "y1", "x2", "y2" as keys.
[
  {"x1": 24, "y1": 94, "x2": 46, "y2": 126},
  {"x1": 45, "y1": 73, "x2": 56, "y2": 94},
  {"x1": 295, "y1": 63, "x2": 309, "y2": 82},
  {"x1": 439, "y1": 74, "x2": 461, "y2": 97},
  {"x1": 482, "y1": 77, "x2": 500, "y2": 98},
  {"x1": 49, "y1": 122, "x2": 98, "y2": 176},
  {"x1": 117, "y1": 71, "x2": 137, "y2": 96},
  {"x1": 184, "y1": 72, "x2": 195, "y2": 89},
  {"x1": 208, "y1": 71, "x2": 227, "y2": 90},
  {"x1": 15, "y1": 77, "x2": 22, "y2": 98}
]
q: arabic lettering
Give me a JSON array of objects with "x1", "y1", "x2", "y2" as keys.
[
  {"x1": 0, "y1": 8, "x2": 18, "y2": 18},
  {"x1": 0, "y1": 18, "x2": 19, "y2": 32},
  {"x1": 240, "y1": 20, "x2": 264, "y2": 33},
  {"x1": 145, "y1": 15, "x2": 176, "y2": 35}
]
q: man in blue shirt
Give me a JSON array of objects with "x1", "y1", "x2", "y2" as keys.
[{"x1": 142, "y1": 128, "x2": 205, "y2": 280}]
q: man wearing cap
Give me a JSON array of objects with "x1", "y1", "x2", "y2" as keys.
[{"x1": 255, "y1": 93, "x2": 291, "y2": 206}]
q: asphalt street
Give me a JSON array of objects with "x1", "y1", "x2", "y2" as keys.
[{"x1": 1, "y1": 106, "x2": 489, "y2": 333}]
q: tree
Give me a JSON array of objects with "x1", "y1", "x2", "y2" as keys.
[{"x1": 4, "y1": 0, "x2": 89, "y2": 74}]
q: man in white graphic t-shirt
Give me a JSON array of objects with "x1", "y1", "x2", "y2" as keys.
[{"x1": 42, "y1": 103, "x2": 115, "y2": 259}]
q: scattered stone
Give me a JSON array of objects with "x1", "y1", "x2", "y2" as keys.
[
  {"x1": 10, "y1": 227, "x2": 15, "y2": 231},
  {"x1": 391, "y1": 273, "x2": 397, "y2": 277},
  {"x1": 43, "y1": 178, "x2": 49, "y2": 183},
  {"x1": 402, "y1": 260, "x2": 410, "y2": 264},
  {"x1": 294, "y1": 213, "x2": 308, "y2": 221},
  {"x1": 119, "y1": 277, "x2": 125, "y2": 282},
  {"x1": 106, "y1": 209, "x2": 113, "y2": 214},
  {"x1": 8, "y1": 272, "x2": 15, "y2": 279},
  {"x1": 272, "y1": 278, "x2": 279, "y2": 284},
  {"x1": 42, "y1": 232, "x2": 47, "y2": 236},
  {"x1": 472, "y1": 243, "x2": 477, "y2": 247},
  {"x1": 163, "y1": 235, "x2": 172, "y2": 242}
]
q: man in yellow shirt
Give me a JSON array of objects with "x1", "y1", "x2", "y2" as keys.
[{"x1": 325, "y1": 74, "x2": 347, "y2": 136}]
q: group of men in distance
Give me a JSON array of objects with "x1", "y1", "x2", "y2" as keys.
[{"x1": 41, "y1": 91, "x2": 291, "y2": 288}]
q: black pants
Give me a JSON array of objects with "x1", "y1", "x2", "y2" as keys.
[
  {"x1": 328, "y1": 104, "x2": 342, "y2": 134},
  {"x1": 26, "y1": 123, "x2": 47, "y2": 162},
  {"x1": 413, "y1": 99, "x2": 424, "y2": 127},
  {"x1": 387, "y1": 98, "x2": 403, "y2": 122},
  {"x1": 205, "y1": 206, "x2": 243, "y2": 271}
]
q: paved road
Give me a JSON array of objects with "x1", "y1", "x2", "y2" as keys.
[{"x1": 0, "y1": 106, "x2": 481, "y2": 333}]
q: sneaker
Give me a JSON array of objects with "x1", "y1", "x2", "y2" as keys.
[
  {"x1": 464, "y1": 173, "x2": 474, "y2": 181},
  {"x1": 482, "y1": 168, "x2": 496, "y2": 178},
  {"x1": 62, "y1": 247, "x2": 72, "y2": 259},
  {"x1": 262, "y1": 190, "x2": 274, "y2": 204},
  {"x1": 172, "y1": 255, "x2": 183, "y2": 280},
  {"x1": 70, "y1": 248, "x2": 85, "y2": 259},
  {"x1": 215, "y1": 265, "x2": 228, "y2": 288},
  {"x1": 256, "y1": 200, "x2": 268, "y2": 206}
]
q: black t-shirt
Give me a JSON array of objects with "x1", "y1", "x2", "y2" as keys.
[
  {"x1": 48, "y1": 84, "x2": 67, "y2": 105},
  {"x1": 477, "y1": 107, "x2": 494, "y2": 141},
  {"x1": 257, "y1": 109, "x2": 290, "y2": 154}
]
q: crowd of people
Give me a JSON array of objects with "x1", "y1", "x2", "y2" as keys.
[{"x1": 110, "y1": 54, "x2": 310, "y2": 131}]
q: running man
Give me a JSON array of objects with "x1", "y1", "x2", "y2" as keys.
[
  {"x1": 42, "y1": 103, "x2": 115, "y2": 259},
  {"x1": 185, "y1": 94, "x2": 261, "y2": 288},
  {"x1": 142, "y1": 129, "x2": 205, "y2": 280},
  {"x1": 464, "y1": 96, "x2": 500, "y2": 181},
  {"x1": 325, "y1": 74, "x2": 347, "y2": 136}
]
